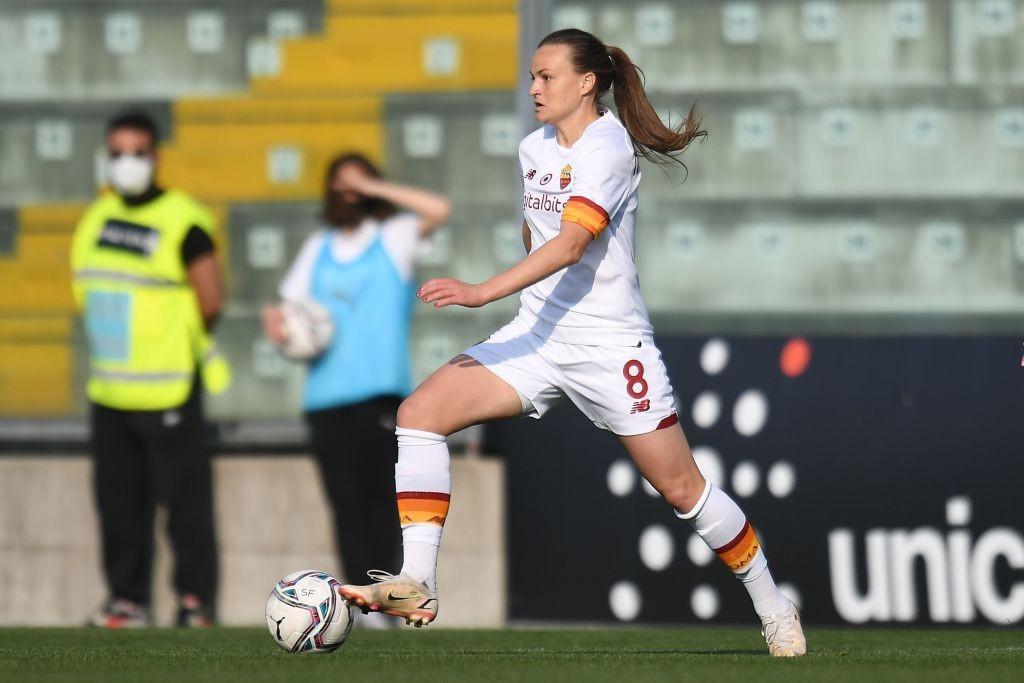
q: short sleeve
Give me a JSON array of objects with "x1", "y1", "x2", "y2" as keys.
[
  {"x1": 279, "y1": 231, "x2": 326, "y2": 302},
  {"x1": 180, "y1": 225, "x2": 215, "y2": 266},
  {"x1": 191, "y1": 203, "x2": 216, "y2": 234},
  {"x1": 561, "y1": 145, "x2": 635, "y2": 238},
  {"x1": 380, "y1": 212, "x2": 423, "y2": 281}
]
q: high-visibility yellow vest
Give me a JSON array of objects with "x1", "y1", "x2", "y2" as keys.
[{"x1": 70, "y1": 189, "x2": 230, "y2": 410}]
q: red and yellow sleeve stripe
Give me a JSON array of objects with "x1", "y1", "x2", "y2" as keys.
[
  {"x1": 397, "y1": 491, "x2": 450, "y2": 527},
  {"x1": 714, "y1": 521, "x2": 761, "y2": 573},
  {"x1": 562, "y1": 196, "x2": 610, "y2": 238}
]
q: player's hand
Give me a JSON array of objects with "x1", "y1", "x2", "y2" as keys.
[
  {"x1": 260, "y1": 304, "x2": 287, "y2": 346},
  {"x1": 418, "y1": 278, "x2": 488, "y2": 309},
  {"x1": 336, "y1": 164, "x2": 377, "y2": 196}
]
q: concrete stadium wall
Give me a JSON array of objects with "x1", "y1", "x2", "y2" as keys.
[{"x1": 0, "y1": 454, "x2": 505, "y2": 628}]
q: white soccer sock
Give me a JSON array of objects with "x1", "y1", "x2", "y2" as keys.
[
  {"x1": 395, "y1": 427, "x2": 451, "y2": 593},
  {"x1": 676, "y1": 481, "x2": 790, "y2": 618}
]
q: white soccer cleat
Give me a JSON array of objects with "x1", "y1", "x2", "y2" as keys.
[
  {"x1": 338, "y1": 570, "x2": 438, "y2": 627},
  {"x1": 760, "y1": 600, "x2": 807, "y2": 657}
]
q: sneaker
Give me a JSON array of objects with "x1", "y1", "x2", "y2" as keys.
[
  {"x1": 760, "y1": 600, "x2": 807, "y2": 657},
  {"x1": 338, "y1": 570, "x2": 438, "y2": 627},
  {"x1": 176, "y1": 593, "x2": 215, "y2": 628},
  {"x1": 87, "y1": 599, "x2": 151, "y2": 629}
]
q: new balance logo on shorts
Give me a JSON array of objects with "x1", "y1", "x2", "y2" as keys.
[{"x1": 630, "y1": 399, "x2": 650, "y2": 414}]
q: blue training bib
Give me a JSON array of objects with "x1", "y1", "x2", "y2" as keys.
[{"x1": 303, "y1": 233, "x2": 414, "y2": 411}]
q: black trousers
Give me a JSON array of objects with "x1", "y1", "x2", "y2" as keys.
[
  {"x1": 306, "y1": 396, "x2": 402, "y2": 583},
  {"x1": 89, "y1": 381, "x2": 217, "y2": 606}
]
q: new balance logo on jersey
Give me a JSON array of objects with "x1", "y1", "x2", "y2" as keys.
[
  {"x1": 630, "y1": 400, "x2": 651, "y2": 414},
  {"x1": 524, "y1": 168, "x2": 537, "y2": 180}
]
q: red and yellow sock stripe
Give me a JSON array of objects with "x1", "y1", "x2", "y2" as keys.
[
  {"x1": 562, "y1": 196, "x2": 610, "y2": 238},
  {"x1": 397, "y1": 491, "x2": 450, "y2": 527},
  {"x1": 714, "y1": 520, "x2": 761, "y2": 573}
]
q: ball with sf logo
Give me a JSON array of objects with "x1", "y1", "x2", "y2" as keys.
[{"x1": 265, "y1": 570, "x2": 353, "y2": 653}]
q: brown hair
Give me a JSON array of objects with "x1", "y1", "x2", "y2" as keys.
[
  {"x1": 322, "y1": 152, "x2": 397, "y2": 224},
  {"x1": 538, "y1": 28, "x2": 707, "y2": 167}
]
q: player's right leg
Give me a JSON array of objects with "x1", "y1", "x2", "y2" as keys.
[{"x1": 339, "y1": 355, "x2": 525, "y2": 626}]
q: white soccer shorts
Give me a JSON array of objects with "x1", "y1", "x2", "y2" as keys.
[{"x1": 464, "y1": 316, "x2": 678, "y2": 436}]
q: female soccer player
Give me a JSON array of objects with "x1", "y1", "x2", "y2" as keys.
[{"x1": 341, "y1": 29, "x2": 806, "y2": 656}]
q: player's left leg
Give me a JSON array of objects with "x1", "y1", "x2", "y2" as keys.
[
  {"x1": 561, "y1": 339, "x2": 804, "y2": 656},
  {"x1": 619, "y1": 423, "x2": 806, "y2": 657}
]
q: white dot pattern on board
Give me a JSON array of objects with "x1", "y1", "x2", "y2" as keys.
[
  {"x1": 731, "y1": 461, "x2": 760, "y2": 498},
  {"x1": 700, "y1": 338, "x2": 729, "y2": 375},
  {"x1": 607, "y1": 459, "x2": 636, "y2": 498},
  {"x1": 639, "y1": 525, "x2": 675, "y2": 571},
  {"x1": 733, "y1": 389, "x2": 768, "y2": 436},
  {"x1": 609, "y1": 581, "x2": 641, "y2": 621},
  {"x1": 766, "y1": 461, "x2": 796, "y2": 498},
  {"x1": 691, "y1": 391, "x2": 721, "y2": 429},
  {"x1": 691, "y1": 584, "x2": 719, "y2": 619}
]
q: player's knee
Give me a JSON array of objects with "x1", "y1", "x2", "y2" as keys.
[
  {"x1": 396, "y1": 395, "x2": 435, "y2": 433},
  {"x1": 661, "y1": 473, "x2": 706, "y2": 512}
]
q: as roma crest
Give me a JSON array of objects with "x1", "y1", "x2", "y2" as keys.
[{"x1": 559, "y1": 164, "x2": 572, "y2": 190}]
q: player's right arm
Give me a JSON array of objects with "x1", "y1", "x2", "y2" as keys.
[{"x1": 522, "y1": 220, "x2": 531, "y2": 254}]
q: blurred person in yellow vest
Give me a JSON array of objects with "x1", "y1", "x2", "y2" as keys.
[{"x1": 70, "y1": 110, "x2": 230, "y2": 628}]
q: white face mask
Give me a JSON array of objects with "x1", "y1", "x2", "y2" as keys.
[{"x1": 107, "y1": 155, "x2": 154, "y2": 196}]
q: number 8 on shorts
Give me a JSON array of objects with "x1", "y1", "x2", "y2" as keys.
[{"x1": 623, "y1": 359, "x2": 648, "y2": 399}]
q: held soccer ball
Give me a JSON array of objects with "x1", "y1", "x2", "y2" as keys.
[
  {"x1": 265, "y1": 570, "x2": 353, "y2": 653},
  {"x1": 278, "y1": 299, "x2": 334, "y2": 360}
]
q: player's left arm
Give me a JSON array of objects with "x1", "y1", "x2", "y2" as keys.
[{"x1": 183, "y1": 207, "x2": 224, "y2": 330}]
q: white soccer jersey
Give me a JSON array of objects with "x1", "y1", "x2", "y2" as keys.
[{"x1": 517, "y1": 109, "x2": 653, "y2": 346}]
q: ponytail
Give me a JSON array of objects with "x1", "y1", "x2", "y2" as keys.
[
  {"x1": 538, "y1": 29, "x2": 707, "y2": 168},
  {"x1": 606, "y1": 46, "x2": 707, "y2": 167}
]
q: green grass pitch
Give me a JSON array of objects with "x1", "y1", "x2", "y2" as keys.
[{"x1": 1, "y1": 627, "x2": 1021, "y2": 683}]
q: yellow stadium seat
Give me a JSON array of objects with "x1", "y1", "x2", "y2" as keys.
[
  {"x1": 0, "y1": 342, "x2": 73, "y2": 415},
  {"x1": 173, "y1": 95, "x2": 381, "y2": 123},
  {"x1": 159, "y1": 127, "x2": 382, "y2": 202},
  {"x1": 17, "y1": 204, "x2": 85, "y2": 235},
  {"x1": 255, "y1": 14, "x2": 517, "y2": 95},
  {"x1": 327, "y1": 0, "x2": 515, "y2": 13}
]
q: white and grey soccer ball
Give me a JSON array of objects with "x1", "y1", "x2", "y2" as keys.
[
  {"x1": 279, "y1": 299, "x2": 334, "y2": 360},
  {"x1": 265, "y1": 570, "x2": 353, "y2": 653}
]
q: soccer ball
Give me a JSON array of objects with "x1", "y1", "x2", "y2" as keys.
[
  {"x1": 278, "y1": 299, "x2": 334, "y2": 360},
  {"x1": 265, "y1": 570, "x2": 353, "y2": 653}
]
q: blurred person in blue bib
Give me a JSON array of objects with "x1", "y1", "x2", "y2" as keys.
[
  {"x1": 71, "y1": 110, "x2": 230, "y2": 628},
  {"x1": 262, "y1": 153, "x2": 450, "y2": 623}
]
